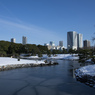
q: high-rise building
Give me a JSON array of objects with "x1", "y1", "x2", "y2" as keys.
[
  {"x1": 67, "y1": 31, "x2": 77, "y2": 50},
  {"x1": 22, "y1": 36, "x2": 27, "y2": 45},
  {"x1": 83, "y1": 40, "x2": 90, "y2": 48},
  {"x1": 50, "y1": 41, "x2": 55, "y2": 46},
  {"x1": 59, "y1": 41, "x2": 63, "y2": 47},
  {"x1": 11, "y1": 38, "x2": 16, "y2": 43},
  {"x1": 77, "y1": 33, "x2": 83, "y2": 49},
  {"x1": 44, "y1": 43, "x2": 49, "y2": 46},
  {"x1": 44, "y1": 41, "x2": 65, "y2": 51}
]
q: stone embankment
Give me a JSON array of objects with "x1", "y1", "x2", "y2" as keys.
[{"x1": 0, "y1": 61, "x2": 58, "y2": 71}]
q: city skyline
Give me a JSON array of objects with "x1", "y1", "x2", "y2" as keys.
[
  {"x1": 9, "y1": 33, "x2": 90, "y2": 50},
  {"x1": 0, "y1": 0, "x2": 95, "y2": 47}
]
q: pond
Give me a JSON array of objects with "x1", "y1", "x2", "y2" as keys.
[{"x1": 0, "y1": 60, "x2": 95, "y2": 95}]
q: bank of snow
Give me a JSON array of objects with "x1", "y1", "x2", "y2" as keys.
[
  {"x1": 0, "y1": 57, "x2": 45, "y2": 71},
  {"x1": 75, "y1": 65, "x2": 95, "y2": 76},
  {"x1": 75, "y1": 65, "x2": 95, "y2": 87}
]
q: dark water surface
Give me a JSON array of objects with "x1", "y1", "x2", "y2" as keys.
[{"x1": 0, "y1": 60, "x2": 95, "y2": 95}]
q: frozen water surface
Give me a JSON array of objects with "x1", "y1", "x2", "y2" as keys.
[{"x1": 0, "y1": 60, "x2": 95, "y2": 95}]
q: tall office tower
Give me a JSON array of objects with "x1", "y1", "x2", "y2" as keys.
[
  {"x1": 11, "y1": 38, "x2": 16, "y2": 43},
  {"x1": 59, "y1": 41, "x2": 63, "y2": 47},
  {"x1": 50, "y1": 41, "x2": 55, "y2": 46},
  {"x1": 77, "y1": 33, "x2": 83, "y2": 49},
  {"x1": 83, "y1": 40, "x2": 90, "y2": 48},
  {"x1": 67, "y1": 31, "x2": 77, "y2": 50},
  {"x1": 22, "y1": 36, "x2": 27, "y2": 45}
]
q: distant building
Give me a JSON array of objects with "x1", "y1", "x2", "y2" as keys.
[
  {"x1": 77, "y1": 33, "x2": 83, "y2": 49},
  {"x1": 83, "y1": 40, "x2": 90, "y2": 48},
  {"x1": 11, "y1": 38, "x2": 16, "y2": 43},
  {"x1": 44, "y1": 43, "x2": 51, "y2": 50},
  {"x1": 56, "y1": 46, "x2": 60, "y2": 50},
  {"x1": 50, "y1": 41, "x2": 55, "y2": 46},
  {"x1": 44, "y1": 41, "x2": 65, "y2": 51},
  {"x1": 22, "y1": 36, "x2": 27, "y2": 45},
  {"x1": 67, "y1": 31, "x2": 77, "y2": 50},
  {"x1": 59, "y1": 41, "x2": 63, "y2": 47},
  {"x1": 44, "y1": 43, "x2": 49, "y2": 46}
]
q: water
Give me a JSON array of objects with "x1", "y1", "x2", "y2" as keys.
[{"x1": 0, "y1": 60, "x2": 95, "y2": 95}]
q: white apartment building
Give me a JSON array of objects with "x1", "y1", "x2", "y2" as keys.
[{"x1": 77, "y1": 33, "x2": 83, "y2": 49}]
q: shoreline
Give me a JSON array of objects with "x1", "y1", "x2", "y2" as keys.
[
  {"x1": 0, "y1": 61, "x2": 58, "y2": 71},
  {"x1": 0, "y1": 54, "x2": 79, "y2": 71}
]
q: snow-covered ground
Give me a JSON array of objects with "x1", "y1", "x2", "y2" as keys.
[
  {"x1": 85, "y1": 59, "x2": 94, "y2": 64},
  {"x1": 20, "y1": 54, "x2": 79, "y2": 60},
  {"x1": 20, "y1": 55, "x2": 39, "y2": 59},
  {"x1": 0, "y1": 57, "x2": 45, "y2": 66},
  {"x1": 0, "y1": 54, "x2": 79, "y2": 66},
  {"x1": 75, "y1": 65, "x2": 95, "y2": 87},
  {"x1": 75, "y1": 65, "x2": 95, "y2": 77},
  {"x1": 0, "y1": 54, "x2": 79, "y2": 71},
  {"x1": 48, "y1": 54, "x2": 79, "y2": 60}
]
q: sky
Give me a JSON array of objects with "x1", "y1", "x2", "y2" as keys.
[{"x1": 0, "y1": 0, "x2": 95, "y2": 47}]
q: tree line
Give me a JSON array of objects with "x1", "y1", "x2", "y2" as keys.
[
  {"x1": 0, "y1": 41, "x2": 66, "y2": 57},
  {"x1": 68, "y1": 48, "x2": 95, "y2": 63},
  {"x1": 1, "y1": 40, "x2": 94, "y2": 62}
]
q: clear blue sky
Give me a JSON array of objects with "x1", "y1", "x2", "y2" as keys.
[{"x1": 0, "y1": 0, "x2": 95, "y2": 47}]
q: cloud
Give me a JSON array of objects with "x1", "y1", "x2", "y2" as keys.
[
  {"x1": 0, "y1": 1, "x2": 65, "y2": 46},
  {"x1": 0, "y1": 18, "x2": 50, "y2": 34},
  {"x1": 0, "y1": 18, "x2": 62, "y2": 45}
]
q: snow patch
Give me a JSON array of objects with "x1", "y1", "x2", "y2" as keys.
[
  {"x1": 0, "y1": 57, "x2": 45, "y2": 66},
  {"x1": 75, "y1": 65, "x2": 95, "y2": 87}
]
